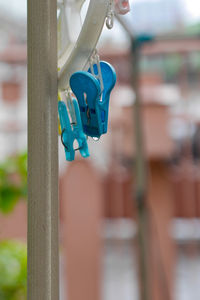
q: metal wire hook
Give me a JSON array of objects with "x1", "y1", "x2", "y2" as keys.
[
  {"x1": 106, "y1": 11, "x2": 114, "y2": 29},
  {"x1": 106, "y1": 0, "x2": 114, "y2": 29}
]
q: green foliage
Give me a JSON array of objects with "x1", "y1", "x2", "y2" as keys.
[
  {"x1": 163, "y1": 54, "x2": 182, "y2": 81},
  {"x1": 189, "y1": 52, "x2": 200, "y2": 71},
  {"x1": 185, "y1": 22, "x2": 200, "y2": 36},
  {"x1": 0, "y1": 153, "x2": 27, "y2": 214},
  {"x1": 0, "y1": 241, "x2": 27, "y2": 300}
]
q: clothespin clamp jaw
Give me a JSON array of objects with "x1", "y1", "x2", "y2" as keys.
[
  {"x1": 70, "y1": 60, "x2": 116, "y2": 138},
  {"x1": 58, "y1": 95, "x2": 90, "y2": 161}
]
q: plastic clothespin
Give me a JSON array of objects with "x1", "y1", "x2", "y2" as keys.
[
  {"x1": 70, "y1": 61, "x2": 116, "y2": 138},
  {"x1": 88, "y1": 61, "x2": 116, "y2": 135},
  {"x1": 58, "y1": 98, "x2": 90, "y2": 161},
  {"x1": 114, "y1": 0, "x2": 130, "y2": 15}
]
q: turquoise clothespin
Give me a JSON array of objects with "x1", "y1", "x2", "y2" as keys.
[
  {"x1": 70, "y1": 61, "x2": 116, "y2": 138},
  {"x1": 58, "y1": 98, "x2": 90, "y2": 161}
]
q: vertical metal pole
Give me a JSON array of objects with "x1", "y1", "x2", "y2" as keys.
[
  {"x1": 115, "y1": 16, "x2": 150, "y2": 299},
  {"x1": 28, "y1": 0, "x2": 59, "y2": 299},
  {"x1": 131, "y1": 40, "x2": 150, "y2": 300}
]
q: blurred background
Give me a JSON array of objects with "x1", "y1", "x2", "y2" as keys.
[{"x1": 0, "y1": 0, "x2": 200, "y2": 299}]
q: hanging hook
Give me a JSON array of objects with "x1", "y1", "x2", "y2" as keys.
[
  {"x1": 106, "y1": 11, "x2": 114, "y2": 29},
  {"x1": 106, "y1": 0, "x2": 114, "y2": 29}
]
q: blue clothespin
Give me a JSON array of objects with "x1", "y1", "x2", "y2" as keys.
[
  {"x1": 70, "y1": 61, "x2": 116, "y2": 138},
  {"x1": 58, "y1": 98, "x2": 90, "y2": 161}
]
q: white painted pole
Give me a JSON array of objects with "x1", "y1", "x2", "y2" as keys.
[{"x1": 27, "y1": 0, "x2": 59, "y2": 299}]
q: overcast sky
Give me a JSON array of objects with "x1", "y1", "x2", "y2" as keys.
[
  {"x1": 133, "y1": 0, "x2": 200, "y2": 21},
  {"x1": 0, "y1": 0, "x2": 200, "y2": 22}
]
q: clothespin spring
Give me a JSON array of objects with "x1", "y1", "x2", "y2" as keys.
[{"x1": 61, "y1": 128, "x2": 83, "y2": 152}]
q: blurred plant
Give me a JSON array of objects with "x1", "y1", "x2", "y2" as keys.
[
  {"x1": 163, "y1": 54, "x2": 182, "y2": 81},
  {"x1": 189, "y1": 52, "x2": 200, "y2": 71},
  {"x1": 0, "y1": 152, "x2": 27, "y2": 214},
  {"x1": 0, "y1": 241, "x2": 27, "y2": 300},
  {"x1": 186, "y1": 22, "x2": 200, "y2": 36},
  {"x1": 140, "y1": 54, "x2": 182, "y2": 82}
]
